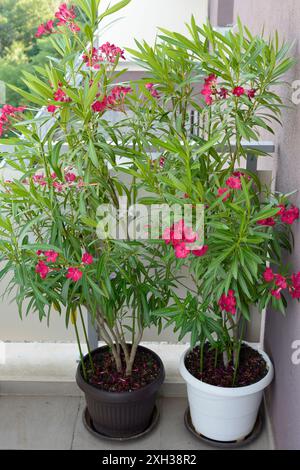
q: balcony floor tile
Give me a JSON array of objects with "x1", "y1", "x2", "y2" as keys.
[{"x1": 0, "y1": 396, "x2": 272, "y2": 450}]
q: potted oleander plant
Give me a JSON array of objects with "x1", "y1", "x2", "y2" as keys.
[
  {"x1": 115, "y1": 19, "x2": 298, "y2": 441},
  {"x1": 0, "y1": 0, "x2": 174, "y2": 439}
]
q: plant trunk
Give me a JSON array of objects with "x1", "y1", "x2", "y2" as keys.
[
  {"x1": 125, "y1": 329, "x2": 143, "y2": 376},
  {"x1": 222, "y1": 350, "x2": 229, "y2": 369},
  {"x1": 96, "y1": 315, "x2": 122, "y2": 373}
]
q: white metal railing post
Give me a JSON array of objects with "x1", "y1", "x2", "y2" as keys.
[{"x1": 87, "y1": 316, "x2": 99, "y2": 350}]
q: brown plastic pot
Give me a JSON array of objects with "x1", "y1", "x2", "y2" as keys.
[{"x1": 76, "y1": 344, "x2": 165, "y2": 438}]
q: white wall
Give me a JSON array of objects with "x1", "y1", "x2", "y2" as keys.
[{"x1": 99, "y1": 0, "x2": 209, "y2": 53}]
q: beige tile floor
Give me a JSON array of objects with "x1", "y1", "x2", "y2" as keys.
[{"x1": 0, "y1": 397, "x2": 272, "y2": 450}]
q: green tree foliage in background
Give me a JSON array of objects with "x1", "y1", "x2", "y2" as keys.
[{"x1": 0, "y1": 0, "x2": 60, "y2": 106}]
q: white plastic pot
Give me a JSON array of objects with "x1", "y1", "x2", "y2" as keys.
[{"x1": 179, "y1": 344, "x2": 274, "y2": 442}]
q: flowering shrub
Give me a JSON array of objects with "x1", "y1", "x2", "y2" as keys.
[
  {"x1": 35, "y1": 3, "x2": 80, "y2": 37},
  {"x1": 117, "y1": 19, "x2": 297, "y2": 382},
  {"x1": 0, "y1": 3, "x2": 298, "y2": 385},
  {"x1": 82, "y1": 43, "x2": 126, "y2": 67},
  {"x1": 0, "y1": 105, "x2": 26, "y2": 137},
  {"x1": 0, "y1": 0, "x2": 174, "y2": 379}
]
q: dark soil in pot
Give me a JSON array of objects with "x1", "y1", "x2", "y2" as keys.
[
  {"x1": 76, "y1": 345, "x2": 165, "y2": 438},
  {"x1": 86, "y1": 347, "x2": 161, "y2": 392},
  {"x1": 185, "y1": 343, "x2": 268, "y2": 388}
]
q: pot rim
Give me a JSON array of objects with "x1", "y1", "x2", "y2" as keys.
[
  {"x1": 76, "y1": 344, "x2": 165, "y2": 401},
  {"x1": 179, "y1": 342, "x2": 274, "y2": 397}
]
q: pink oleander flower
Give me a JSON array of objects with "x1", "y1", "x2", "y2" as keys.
[
  {"x1": 274, "y1": 274, "x2": 287, "y2": 290},
  {"x1": 290, "y1": 272, "x2": 300, "y2": 299},
  {"x1": 82, "y1": 47, "x2": 99, "y2": 68},
  {"x1": 65, "y1": 172, "x2": 76, "y2": 182},
  {"x1": 54, "y1": 87, "x2": 70, "y2": 103},
  {"x1": 226, "y1": 176, "x2": 242, "y2": 190},
  {"x1": 159, "y1": 157, "x2": 165, "y2": 168},
  {"x1": 145, "y1": 83, "x2": 160, "y2": 98},
  {"x1": 1, "y1": 104, "x2": 25, "y2": 117},
  {"x1": 205, "y1": 74, "x2": 217, "y2": 86},
  {"x1": 172, "y1": 220, "x2": 196, "y2": 245},
  {"x1": 35, "y1": 20, "x2": 55, "y2": 38},
  {"x1": 201, "y1": 84, "x2": 213, "y2": 104},
  {"x1": 0, "y1": 105, "x2": 25, "y2": 136},
  {"x1": 100, "y1": 42, "x2": 125, "y2": 62},
  {"x1": 233, "y1": 171, "x2": 251, "y2": 181},
  {"x1": 205, "y1": 94, "x2": 213, "y2": 105},
  {"x1": 107, "y1": 85, "x2": 132, "y2": 105},
  {"x1": 280, "y1": 205, "x2": 299, "y2": 225},
  {"x1": 201, "y1": 74, "x2": 217, "y2": 106},
  {"x1": 82, "y1": 253, "x2": 93, "y2": 265},
  {"x1": 92, "y1": 97, "x2": 108, "y2": 113},
  {"x1": 263, "y1": 267, "x2": 274, "y2": 282},
  {"x1": 68, "y1": 22, "x2": 80, "y2": 33},
  {"x1": 219, "y1": 87, "x2": 229, "y2": 99},
  {"x1": 162, "y1": 227, "x2": 173, "y2": 245},
  {"x1": 232, "y1": 86, "x2": 245, "y2": 97},
  {"x1": 174, "y1": 241, "x2": 190, "y2": 259},
  {"x1": 271, "y1": 289, "x2": 282, "y2": 299},
  {"x1": 218, "y1": 290, "x2": 236, "y2": 315},
  {"x1": 55, "y1": 3, "x2": 76, "y2": 23},
  {"x1": 53, "y1": 181, "x2": 64, "y2": 192},
  {"x1": 99, "y1": 42, "x2": 125, "y2": 63},
  {"x1": 163, "y1": 220, "x2": 198, "y2": 255},
  {"x1": 47, "y1": 105, "x2": 58, "y2": 113},
  {"x1": 257, "y1": 217, "x2": 276, "y2": 227},
  {"x1": 54, "y1": 3, "x2": 80, "y2": 33},
  {"x1": 66, "y1": 267, "x2": 83, "y2": 282},
  {"x1": 33, "y1": 174, "x2": 47, "y2": 186},
  {"x1": 35, "y1": 260, "x2": 50, "y2": 279},
  {"x1": 277, "y1": 204, "x2": 286, "y2": 216},
  {"x1": 183, "y1": 226, "x2": 198, "y2": 244},
  {"x1": 218, "y1": 187, "x2": 230, "y2": 202},
  {"x1": 44, "y1": 250, "x2": 59, "y2": 263},
  {"x1": 247, "y1": 88, "x2": 256, "y2": 99},
  {"x1": 192, "y1": 245, "x2": 209, "y2": 257}
]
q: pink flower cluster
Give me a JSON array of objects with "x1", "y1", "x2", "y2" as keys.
[
  {"x1": 0, "y1": 104, "x2": 25, "y2": 137},
  {"x1": 82, "y1": 43, "x2": 125, "y2": 68},
  {"x1": 201, "y1": 74, "x2": 256, "y2": 106},
  {"x1": 35, "y1": 250, "x2": 93, "y2": 282},
  {"x1": 92, "y1": 85, "x2": 132, "y2": 113},
  {"x1": 163, "y1": 219, "x2": 208, "y2": 259},
  {"x1": 258, "y1": 204, "x2": 299, "y2": 227},
  {"x1": 36, "y1": 20, "x2": 55, "y2": 38},
  {"x1": 145, "y1": 83, "x2": 160, "y2": 99},
  {"x1": 218, "y1": 290, "x2": 237, "y2": 315},
  {"x1": 47, "y1": 84, "x2": 71, "y2": 113},
  {"x1": 278, "y1": 204, "x2": 299, "y2": 225},
  {"x1": 263, "y1": 267, "x2": 300, "y2": 300},
  {"x1": 31, "y1": 171, "x2": 80, "y2": 192},
  {"x1": 36, "y1": 3, "x2": 80, "y2": 38},
  {"x1": 217, "y1": 172, "x2": 248, "y2": 202}
]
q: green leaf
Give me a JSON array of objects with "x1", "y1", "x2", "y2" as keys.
[
  {"x1": 99, "y1": 0, "x2": 131, "y2": 21},
  {"x1": 8, "y1": 84, "x2": 46, "y2": 106},
  {"x1": 88, "y1": 139, "x2": 99, "y2": 168}
]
